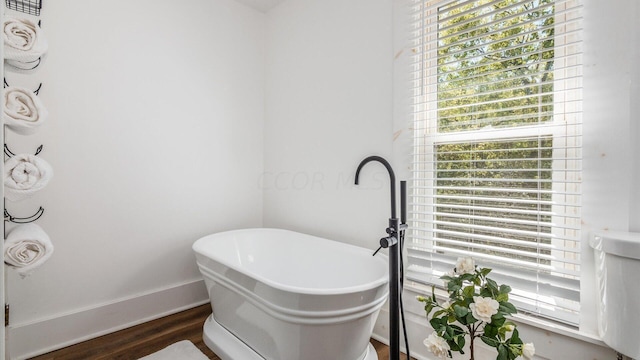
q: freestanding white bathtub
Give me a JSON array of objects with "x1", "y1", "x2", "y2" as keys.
[{"x1": 193, "y1": 228, "x2": 389, "y2": 360}]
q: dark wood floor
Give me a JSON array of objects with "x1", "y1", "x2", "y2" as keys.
[{"x1": 29, "y1": 304, "x2": 412, "y2": 360}]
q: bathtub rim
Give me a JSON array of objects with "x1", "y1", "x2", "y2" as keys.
[{"x1": 193, "y1": 227, "x2": 389, "y2": 296}]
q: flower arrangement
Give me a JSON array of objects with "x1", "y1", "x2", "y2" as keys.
[{"x1": 417, "y1": 258, "x2": 535, "y2": 360}]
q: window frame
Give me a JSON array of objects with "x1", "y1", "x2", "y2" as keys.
[{"x1": 407, "y1": 0, "x2": 583, "y2": 325}]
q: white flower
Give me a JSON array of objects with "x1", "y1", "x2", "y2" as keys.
[
  {"x1": 440, "y1": 300, "x2": 451, "y2": 309},
  {"x1": 469, "y1": 296, "x2": 499, "y2": 323},
  {"x1": 423, "y1": 332, "x2": 450, "y2": 359},
  {"x1": 454, "y1": 257, "x2": 476, "y2": 275},
  {"x1": 522, "y1": 342, "x2": 535, "y2": 359}
]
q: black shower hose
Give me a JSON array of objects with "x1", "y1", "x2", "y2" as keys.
[{"x1": 399, "y1": 230, "x2": 410, "y2": 360}]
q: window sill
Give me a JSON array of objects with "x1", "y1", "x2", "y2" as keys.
[
  {"x1": 509, "y1": 311, "x2": 605, "y2": 347},
  {"x1": 403, "y1": 282, "x2": 607, "y2": 348}
]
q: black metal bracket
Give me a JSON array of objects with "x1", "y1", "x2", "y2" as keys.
[
  {"x1": 4, "y1": 206, "x2": 44, "y2": 224},
  {"x1": 3, "y1": 78, "x2": 43, "y2": 95},
  {"x1": 4, "y1": 144, "x2": 43, "y2": 158}
]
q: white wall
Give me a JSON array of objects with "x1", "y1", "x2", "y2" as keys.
[
  {"x1": 264, "y1": 0, "x2": 395, "y2": 250},
  {"x1": 3, "y1": 0, "x2": 638, "y2": 358},
  {"x1": 629, "y1": 1, "x2": 640, "y2": 233},
  {"x1": 580, "y1": 0, "x2": 640, "y2": 341},
  {"x1": 4, "y1": 0, "x2": 265, "y2": 358}
]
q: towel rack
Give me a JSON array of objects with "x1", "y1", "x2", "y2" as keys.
[
  {"x1": 3, "y1": 145, "x2": 47, "y2": 224},
  {"x1": 3, "y1": 78, "x2": 43, "y2": 95},
  {"x1": 4, "y1": 144, "x2": 43, "y2": 157},
  {"x1": 4, "y1": 207, "x2": 44, "y2": 224},
  {"x1": 5, "y1": 0, "x2": 42, "y2": 16}
]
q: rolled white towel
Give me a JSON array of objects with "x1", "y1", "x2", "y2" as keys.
[
  {"x1": 3, "y1": 16, "x2": 48, "y2": 73},
  {"x1": 3, "y1": 86, "x2": 48, "y2": 135},
  {"x1": 4, "y1": 154, "x2": 53, "y2": 202},
  {"x1": 5, "y1": 223, "x2": 54, "y2": 275}
]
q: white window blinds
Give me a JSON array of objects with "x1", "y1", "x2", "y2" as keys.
[{"x1": 408, "y1": 0, "x2": 583, "y2": 325}]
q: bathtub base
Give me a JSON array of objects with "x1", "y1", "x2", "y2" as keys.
[{"x1": 203, "y1": 315, "x2": 378, "y2": 360}]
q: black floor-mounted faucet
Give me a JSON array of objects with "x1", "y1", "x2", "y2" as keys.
[
  {"x1": 355, "y1": 156, "x2": 397, "y2": 219},
  {"x1": 354, "y1": 155, "x2": 408, "y2": 360}
]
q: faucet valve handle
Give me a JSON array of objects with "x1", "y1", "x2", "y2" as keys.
[{"x1": 380, "y1": 236, "x2": 398, "y2": 249}]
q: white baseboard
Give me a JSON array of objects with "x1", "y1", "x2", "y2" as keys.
[{"x1": 7, "y1": 279, "x2": 210, "y2": 360}]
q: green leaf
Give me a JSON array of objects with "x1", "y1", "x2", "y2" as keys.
[
  {"x1": 479, "y1": 288, "x2": 493, "y2": 297},
  {"x1": 480, "y1": 335, "x2": 499, "y2": 347},
  {"x1": 486, "y1": 278, "x2": 499, "y2": 292},
  {"x1": 448, "y1": 282, "x2": 461, "y2": 293},
  {"x1": 492, "y1": 313, "x2": 505, "y2": 325},
  {"x1": 456, "y1": 334, "x2": 466, "y2": 351},
  {"x1": 433, "y1": 309, "x2": 447, "y2": 318},
  {"x1": 509, "y1": 328, "x2": 523, "y2": 345},
  {"x1": 465, "y1": 312, "x2": 477, "y2": 324},
  {"x1": 453, "y1": 304, "x2": 469, "y2": 318},
  {"x1": 496, "y1": 293, "x2": 509, "y2": 302},
  {"x1": 499, "y1": 302, "x2": 518, "y2": 314},
  {"x1": 425, "y1": 303, "x2": 434, "y2": 315},
  {"x1": 448, "y1": 314, "x2": 457, "y2": 323},
  {"x1": 480, "y1": 267, "x2": 492, "y2": 276},
  {"x1": 449, "y1": 324, "x2": 466, "y2": 335},
  {"x1": 463, "y1": 285, "x2": 476, "y2": 298},
  {"x1": 499, "y1": 284, "x2": 512, "y2": 294},
  {"x1": 497, "y1": 344, "x2": 509, "y2": 360},
  {"x1": 483, "y1": 323, "x2": 498, "y2": 338},
  {"x1": 447, "y1": 338, "x2": 461, "y2": 351},
  {"x1": 460, "y1": 273, "x2": 475, "y2": 282},
  {"x1": 444, "y1": 325, "x2": 455, "y2": 340},
  {"x1": 429, "y1": 317, "x2": 441, "y2": 330}
]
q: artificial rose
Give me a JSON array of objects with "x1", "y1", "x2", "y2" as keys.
[
  {"x1": 423, "y1": 332, "x2": 450, "y2": 359},
  {"x1": 454, "y1": 257, "x2": 475, "y2": 275},
  {"x1": 469, "y1": 296, "x2": 499, "y2": 323},
  {"x1": 420, "y1": 260, "x2": 535, "y2": 360},
  {"x1": 522, "y1": 342, "x2": 535, "y2": 359}
]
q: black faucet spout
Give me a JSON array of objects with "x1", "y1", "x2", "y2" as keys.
[
  {"x1": 354, "y1": 155, "x2": 397, "y2": 219},
  {"x1": 354, "y1": 155, "x2": 405, "y2": 360}
]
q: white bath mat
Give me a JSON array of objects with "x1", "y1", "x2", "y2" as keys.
[{"x1": 137, "y1": 340, "x2": 209, "y2": 360}]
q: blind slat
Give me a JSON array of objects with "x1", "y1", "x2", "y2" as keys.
[{"x1": 411, "y1": 230, "x2": 581, "y2": 254}]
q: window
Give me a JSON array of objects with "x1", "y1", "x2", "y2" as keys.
[{"x1": 408, "y1": 0, "x2": 583, "y2": 325}]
